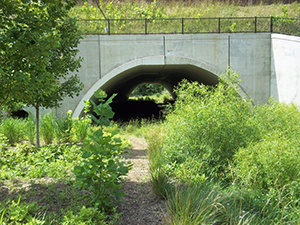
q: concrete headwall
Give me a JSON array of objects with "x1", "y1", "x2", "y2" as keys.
[{"x1": 52, "y1": 33, "x2": 299, "y2": 118}]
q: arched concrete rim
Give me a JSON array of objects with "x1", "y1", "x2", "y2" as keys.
[{"x1": 72, "y1": 55, "x2": 225, "y2": 118}]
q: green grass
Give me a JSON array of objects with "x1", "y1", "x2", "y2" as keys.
[{"x1": 70, "y1": 0, "x2": 300, "y2": 35}]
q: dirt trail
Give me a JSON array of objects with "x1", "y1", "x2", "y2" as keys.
[{"x1": 117, "y1": 136, "x2": 166, "y2": 225}]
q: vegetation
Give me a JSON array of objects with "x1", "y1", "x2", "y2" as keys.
[
  {"x1": 0, "y1": 0, "x2": 83, "y2": 147},
  {"x1": 74, "y1": 90, "x2": 132, "y2": 212},
  {"x1": 1, "y1": 1, "x2": 300, "y2": 224},
  {"x1": 147, "y1": 70, "x2": 300, "y2": 224},
  {"x1": 70, "y1": 0, "x2": 300, "y2": 35},
  {"x1": 0, "y1": 90, "x2": 131, "y2": 224}
]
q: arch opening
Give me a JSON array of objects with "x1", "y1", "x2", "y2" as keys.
[
  {"x1": 73, "y1": 62, "x2": 220, "y2": 120},
  {"x1": 92, "y1": 65, "x2": 219, "y2": 121}
]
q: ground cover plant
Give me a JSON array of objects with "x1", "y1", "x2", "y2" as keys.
[
  {"x1": 0, "y1": 90, "x2": 131, "y2": 224},
  {"x1": 147, "y1": 70, "x2": 300, "y2": 224}
]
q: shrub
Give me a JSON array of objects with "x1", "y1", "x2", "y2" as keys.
[
  {"x1": 162, "y1": 71, "x2": 260, "y2": 182},
  {"x1": 232, "y1": 101, "x2": 300, "y2": 202}
]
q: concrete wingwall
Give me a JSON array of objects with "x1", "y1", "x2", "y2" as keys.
[
  {"x1": 52, "y1": 33, "x2": 299, "y2": 118},
  {"x1": 271, "y1": 34, "x2": 300, "y2": 105}
]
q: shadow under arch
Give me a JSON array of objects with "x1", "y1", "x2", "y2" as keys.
[{"x1": 72, "y1": 55, "x2": 224, "y2": 118}]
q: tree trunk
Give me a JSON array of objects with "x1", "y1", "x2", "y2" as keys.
[{"x1": 35, "y1": 103, "x2": 40, "y2": 147}]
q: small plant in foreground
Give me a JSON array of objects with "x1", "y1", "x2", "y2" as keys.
[{"x1": 74, "y1": 89, "x2": 132, "y2": 212}]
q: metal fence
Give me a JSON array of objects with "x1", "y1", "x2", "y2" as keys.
[{"x1": 77, "y1": 16, "x2": 300, "y2": 36}]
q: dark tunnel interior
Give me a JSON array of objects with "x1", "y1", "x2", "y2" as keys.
[{"x1": 90, "y1": 64, "x2": 219, "y2": 122}]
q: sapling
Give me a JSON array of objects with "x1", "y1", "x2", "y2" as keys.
[{"x1": 73, "y1": 89, "x2": 132, "y2": 212}]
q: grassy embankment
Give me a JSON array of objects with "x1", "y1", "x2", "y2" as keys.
[{"x1": 70, "y1": 0, "x2": 300, "y2": 35}]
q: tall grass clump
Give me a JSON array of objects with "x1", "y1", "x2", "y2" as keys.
[
  {"x1": 55, "y1": 110, "x2": 73, "y2": 143},
  {"x1": 1, "y1": 117, "x2": 26, "y2": 145},
  {"x1": 165, "y1": 182, "x2": 225, "y2": 225},
  {"x1": 72, "y1": 116, "x2": 91, "y2": 143},
  {"x1": 40, "y1": 113, "x2": 56, "y2": 145},
  {"x1": 146, "y1": 126, "x2": 172, "y2": 199},
  {"x1": 25, "y1": 114, "x2": 36, "y2": 144}
]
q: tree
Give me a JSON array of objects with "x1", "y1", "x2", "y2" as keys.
[{"x1": 0, "y1": 0, "x2": 83, "y2": 146}]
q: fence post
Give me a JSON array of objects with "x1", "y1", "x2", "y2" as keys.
[
  {"x1": 182, "y1": 18, "x2": 184, "y2": 34},
  {"x1": 218, "y1": 17, "x2": 221, "y2": 33},
  {"x1": 145, "y1": 18, "x2": 147, "y2": 34},
  {"x1": 255, "y1": 16, "x2": 257, "y2": 33},
  {"x1": 270, "y1": 16, "x2": 273, "y2": 33},
  {"x1": 107, "y1": 19, "x2": 110, "y2": 35}
]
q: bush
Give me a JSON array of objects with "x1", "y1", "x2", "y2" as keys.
[
  {"x1": 162, "y1": 71, "x2": 260, "y2": 182},
  {"x1": 153, "y1": 70, "x2": 300, "y2": 223},
  {"x1": 232, "y1": 100, "x2": 300, "y2": 201}
]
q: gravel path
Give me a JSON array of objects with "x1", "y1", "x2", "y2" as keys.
[{"x1": 116, "y1": 136, "x2": 166, "y2": 225}]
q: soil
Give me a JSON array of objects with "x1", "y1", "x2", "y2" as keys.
[{"x1": 116, "y1": 136, "x2": 166, "y2": 225}]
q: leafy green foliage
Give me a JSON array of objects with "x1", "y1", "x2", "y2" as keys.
[
  {"x1": 0, "y1": 142, "x2": 82, "y2": 179},
  {"x1": 0, "y1": 196, "x2": 43, "y2": 224},
  {"x1": 74, "y1": 90, "x2": 132, "y2": 212},
  {"x1": 163, "y1": 71, "x2": 259, "y2": 182},
  {"x1": 232, "y1": 100, "x2": 300, "y2": 201},
  {"x1": 147, "y1": 69, "x2": 300, "y2": 223},
  {"x1": 0, "y1": 0, "x2": 83, "y2": 146},
  {"x1": 131, "y1": 84, "x2": 165, "y2": 97},
  {"x1": 62, "y1": 206, "x2": 111, "y2": 225}
]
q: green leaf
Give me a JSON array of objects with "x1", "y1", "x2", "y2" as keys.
[
  {"x1": 82, "y1": 151, "x2": 92, "y2": 159},
  {"x1": 94, "y1": 89, "x2": 107, "y2": 99}
]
